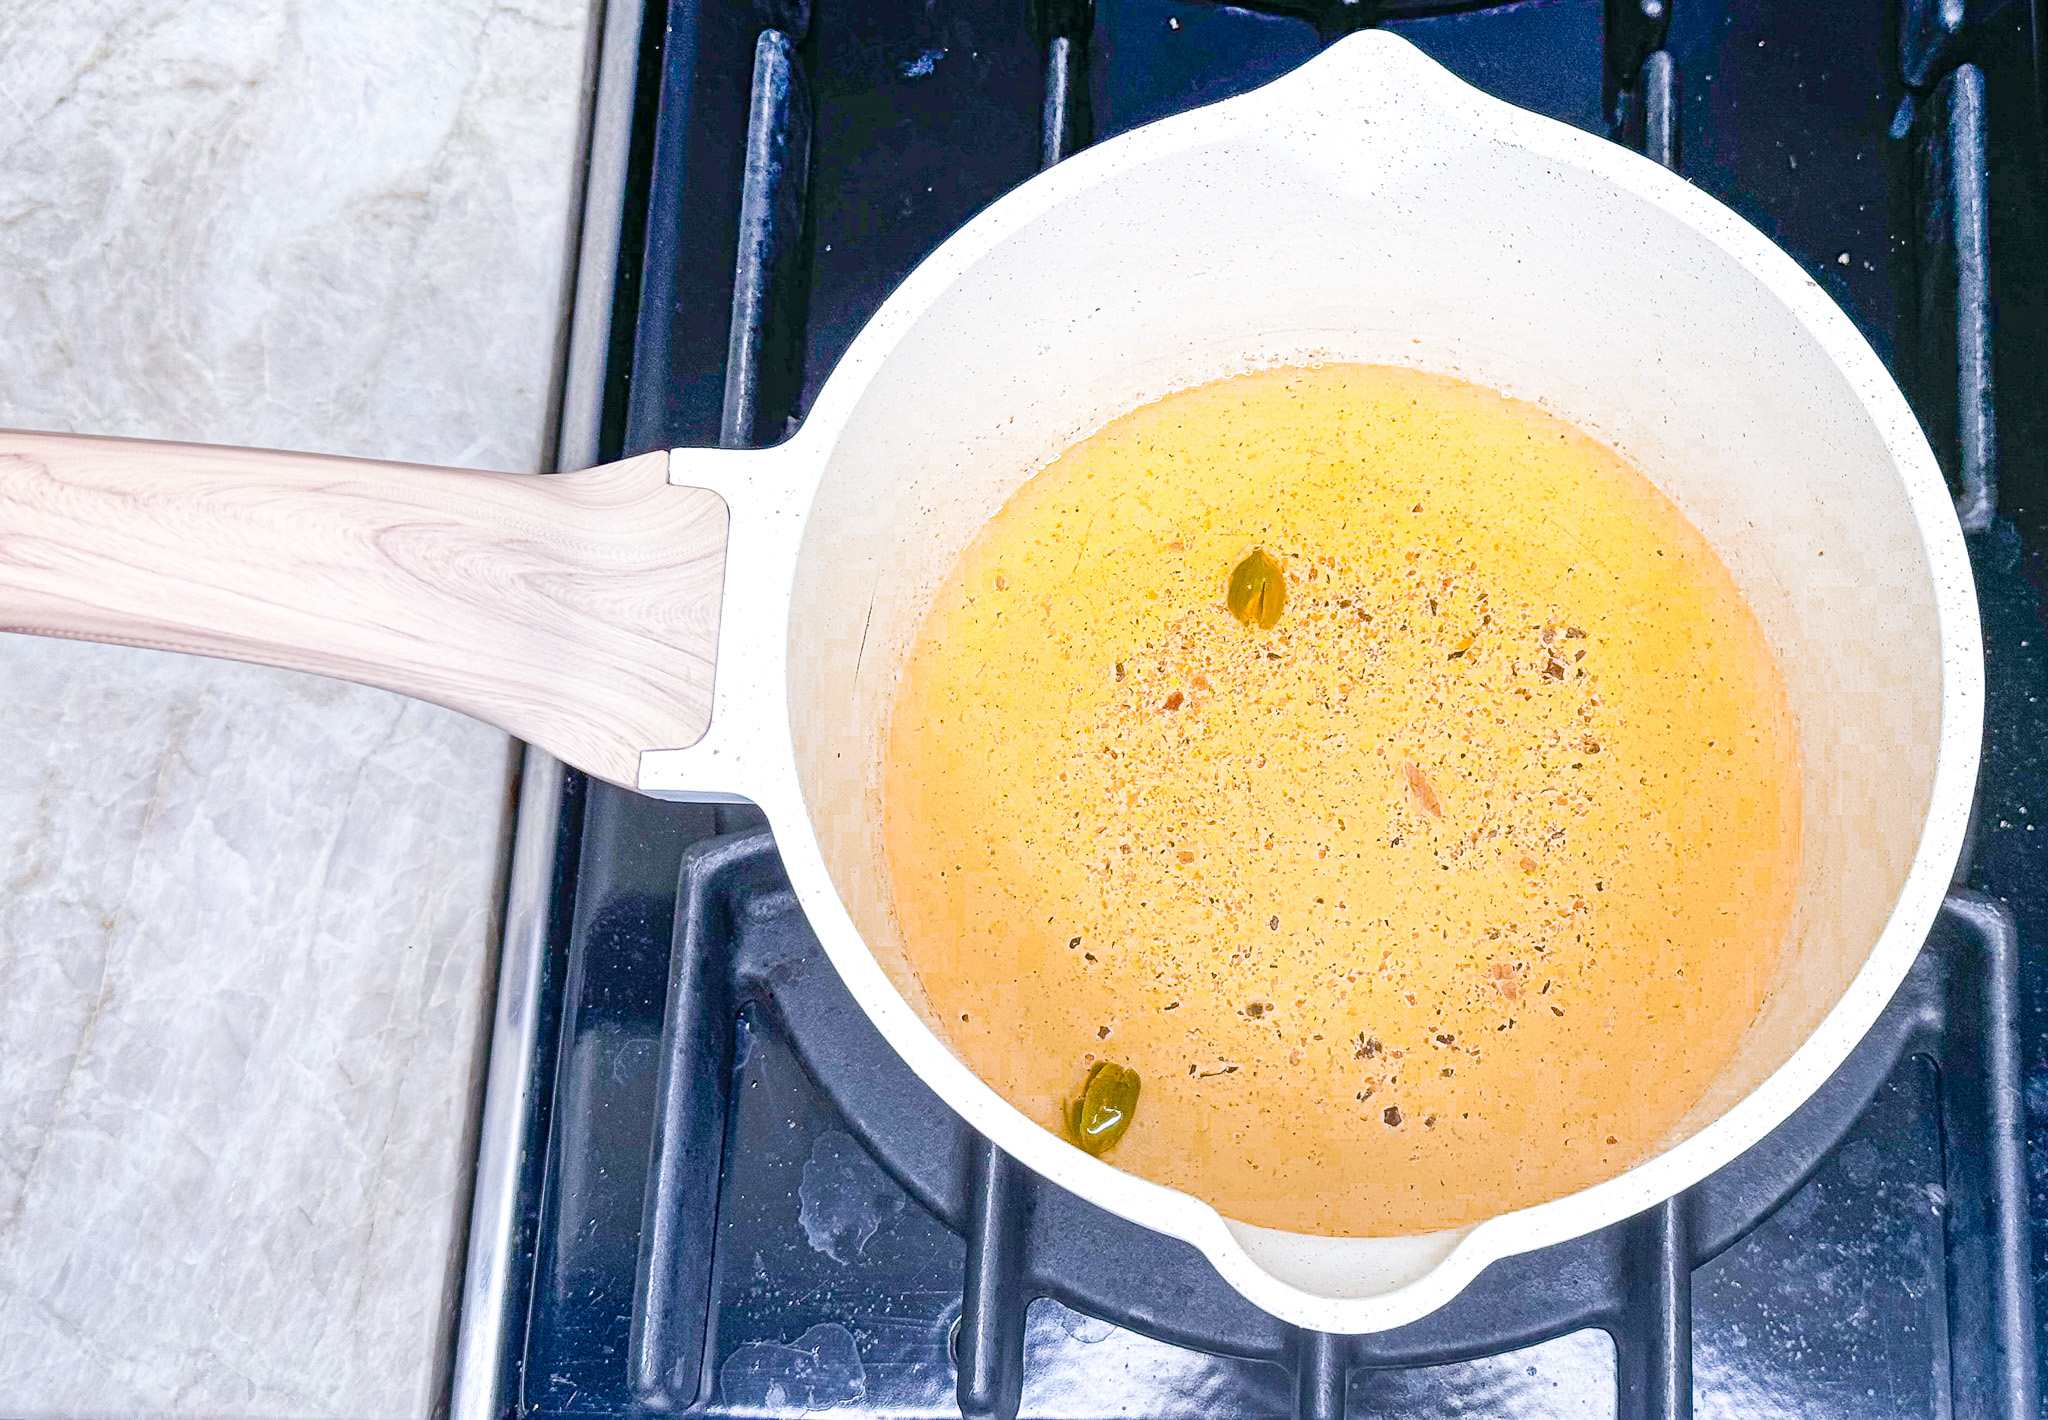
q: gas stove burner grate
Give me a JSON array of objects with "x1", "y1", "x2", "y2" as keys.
[
  {"x1": 624, "y1": 832, "x2": 2032, "y2": 1420},
  {"x1": 452, "y1": 0, "x2": 2048, "y2": 1415}
]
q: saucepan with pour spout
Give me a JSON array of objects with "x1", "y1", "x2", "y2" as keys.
[{"x1": 0, "y1": 33, "x2": 1980, "y2": 1330}]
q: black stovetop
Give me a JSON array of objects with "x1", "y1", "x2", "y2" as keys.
[{"x1": 487, "y1": 1, "x2": 2048, "y2": 1415}]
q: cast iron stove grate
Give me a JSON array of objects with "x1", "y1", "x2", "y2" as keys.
[
  {"x1": 458, "y1": 0, "x2": 2048, "y2": 1415},
  {"x1": 623, "y1": 833, "x2": 2031, "y2": 1420}
]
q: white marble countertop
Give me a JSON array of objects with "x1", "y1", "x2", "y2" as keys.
[{"x1": 0, "y1": 3, "x2": 598, "y2": 1413}]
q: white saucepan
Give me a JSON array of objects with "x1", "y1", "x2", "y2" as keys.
[{"x1": 0, "y1": 33, "x2": 1980, "y2": 1332}]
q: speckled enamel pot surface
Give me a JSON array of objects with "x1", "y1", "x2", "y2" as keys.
[{"x1": 638, "y1": 33, "x2": 1982, "y2": 1332}]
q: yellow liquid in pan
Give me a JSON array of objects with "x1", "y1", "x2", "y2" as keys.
[{"x1": 880, "y1": 365, "x2": 1801, "y2": 1236}]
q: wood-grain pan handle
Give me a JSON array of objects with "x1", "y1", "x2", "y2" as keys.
[{"x1": 0, "y1": 431, "x2": 727, "y2": 789}]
